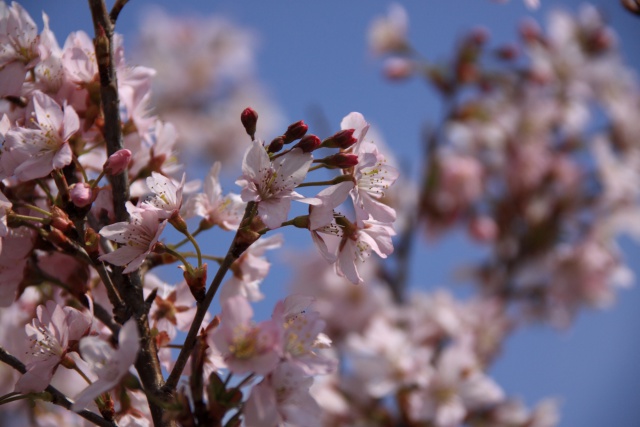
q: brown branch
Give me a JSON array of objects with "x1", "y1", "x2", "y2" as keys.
[
  {"x1": 0, "y1": 347, "x2": 117, "y2": 427},
  {"x1": 87, "y1": 2, "x2": 169, "y2": 426},
  {"x1": 109, "y1": 0, "x2": 130, "y2": 24},
  {"x1": 163, "y1": 202, "x2": 258, "y2": 393}
]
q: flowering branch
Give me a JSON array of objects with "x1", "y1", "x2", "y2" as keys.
[
  {"x1": 163, "y1": 202, "x2": 259, "y2": 393},
  {"x1": 87, "y1": 1, "x2": 168, "y2": 425},
  {"x1": 0, "y1": 347, "x2": 117, "y2": 427}
]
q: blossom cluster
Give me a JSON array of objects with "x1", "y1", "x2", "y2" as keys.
[{"x1": 0, "y1": 1, "x2": 636, "y2": 426}]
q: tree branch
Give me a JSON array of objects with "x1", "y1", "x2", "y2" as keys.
[
  {"x1": 109, "y1": 0, "x2": 130, "y2": 24},
  {"x1": 163, "y1": 202, "x2": 258, "y2": 392},
  {"x1": 87, "y1": 2, "x2": 169, "y2": 426}
]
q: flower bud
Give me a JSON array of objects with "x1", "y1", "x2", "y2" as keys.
[
  {"x1": 319, "y1": 153, "x2": 359, "y2": 169},
  {"x1": 50, "y1": 206, "x2": 74, "y2": 233},
  {"x1": 104, "y1": 149, "x2": 131, "y2": 175},
  {"x1": 241, "y1": 107, "x2": 258, "y2": 140},
  {"x1": 69, "y1": 183, "x2": 94, "y2": 208},
  {"x1": 182, "y1": 264, "x2": 208, "y2": 302},
  {"x1": 267, "y1": 136, "x2": 285, "y2": 153},
  {"x1": 283, "y1": 120, "x2": 308, "y2": 144},
  {"x1": 321, "y1": 129, "x2": 357, "y2": 149},
  {"x1": 383, "y1": 57, "x2": 414, "y2": 80},
  {"x1": 294, "y1": 135, "x2": 322, "y2": 153}
]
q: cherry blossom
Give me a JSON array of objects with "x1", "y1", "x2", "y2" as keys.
[
  {"x1": 237, "y1": 140, "x2": 312, "y2": 229},
  {"x1": 340, "y1": 112, "x2": 398, "y2": 226},
  {"x1": 143, "y1": 172, "x2": 185, "y2": 219},
  {"x1": 244, "y1": 361, "x2": 321, "y2": 427},
  {"x1": 183, "y1": 161, "x2": 245, "y2": 230},
  {"x1": 98, "y1": 203, "x2": 167, "y2": 274},
  {"x1": 209, "y1": 295, "x2": 282, "y2": 375},
  {"x1": 4, "y1": 91, "x2": 79, "y2": 181},
  {"x1": 72, "y1": 319, "x2": 140, "y2": 411},
  {"x1": 15, "y1": 301, "x2": 92, "y2": 393},
  {"x1": 220, "y1": 234, "x2": 283, "y2": 303}
]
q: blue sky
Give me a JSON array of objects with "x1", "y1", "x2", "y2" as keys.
[{"x1": 20, "y1": 1, "x2": 640, "y2": 425}]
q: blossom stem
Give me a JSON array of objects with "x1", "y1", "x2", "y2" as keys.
[
  {"x1": 307, "y1": 164, "x2": 325, "y2": 172},
  {"x1": 182, "y1": 229, "x2": 203, "y2": 268},
  {"x1": 35, "y1": 179, "x2": 55, "y2": 204},
  {"x1": 296, "y1": 174, "x2": 354, "y2": 188},
  {"x1": 181, "y1": 252, "x2": 225, "y2": 264},
  {"x1": 171, "y1": 225, "x2": 204, "y2": 249},
  {"x1": 161, "y1": 246, "x2": 194, "y2": 275},
  {"x1": 163, "y1": 202, "x2": 258, "y2": 393},
  {"x1": 8, "y1": 213, "x2": 48, "y2": 224},
  {"x1": 15, "y1": 203, "x2": 52, "y2": 217},
  {"x1": 90, "y1": 170, "x2": 106, "y2": 190},
  {"x1": 73, "y1": 155, "x2": 90, "y2": 183}
]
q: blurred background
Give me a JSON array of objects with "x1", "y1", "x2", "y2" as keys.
[{"x1": 20, "y1": 1, "x2": 640, "y2": 425}]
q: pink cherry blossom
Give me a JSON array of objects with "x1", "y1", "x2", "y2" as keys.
[
  {"x1": 406, "y1": 340, "x2": 504, "y2": 426},
  {"x1": 72, "y1": 318, "x2": 140, "y2": 411},
  {"x1": 184, "y1": 161, "x2": 245, "y2": 230},
  {"x1": 368, "y1": 4, "x2": 409, "y2": 56},
  {"x1": 244, "y1": 361, "x2": 321, "y2": 427},
  {"x1": 220, "y1": 234, "x2": 283, "y2": 303},
  {"x1": 236, "y1": 140, "x2": 312, "y2": 229},
  {"x1": 272, "y1": 295, "x2": 336, "y2": 375},
  {"x1": 340, "y1": 112, "x2": 398, "y2": 226},
  {"x1": 336, "y1": 219, "x2": 396, "y2": 285},
  {"x1": 0, "y1": 226, "x2": 34, "y2": 306},
  {"x1": 4, "y1": 91, "x2": 79, "y2": 181},
  {"x1": 99, "y1": 203, "x2": 167, "y2": 274},
  {"x1": 142, "y1": 172, "x2": 185, "y2": 219},
  {"x1": 15, "y1": 301, "x2": 92, "y2": 393},
  {"x1": 209, "y1": 295, "x2": 282, "y2": 375}
]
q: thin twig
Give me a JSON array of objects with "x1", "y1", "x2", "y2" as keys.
[{"x1": 109, "y1": 0, "x2": 130, "y2": 24}]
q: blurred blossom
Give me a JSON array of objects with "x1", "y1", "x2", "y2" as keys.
[{"x1": 134, "y1": 9, "x2": 283, "y2": 164}]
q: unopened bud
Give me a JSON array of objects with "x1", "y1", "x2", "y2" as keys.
[
  {"x1": 319, "y1": 153, "x2": 359, "y2": 169},
  {"x1": 294, "y1": 135, "x2": 322, "y2": 153},
  {"x1": 69, "y1": 183, "x2": 94, "y2": 208},
  {"x1": 322, "y1": 129, "x2": 357, "y2": 149},
  {"x1": 283, "y1": 120, "x2": 308, "y2": 144},
  {"x1": 267, "y1": 137, "x2": 285, "y2": 153},
  {"x1": 50, "y1": 206, "x2": 74, "y2": 233},
  {"x1": 182, "y1": 264, "x2": 208, "y2": 302},
  {"x1": 241, "y1": 107, "x2": 258, "y2": 140},
  {"x1": 104, "y1": 149, "x2": 131, "y2": 175},
  {"x1": 495, "y1": 44, "x2": 519, "y2": 61},
  {"x1": 383, "y1": 57, "x2": 414, "y2": 80}
]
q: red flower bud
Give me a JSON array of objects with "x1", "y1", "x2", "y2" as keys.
[
  {"x1": 104, "y1": 149, "x2": 131, "y2": 175},
  {"x1": 294, "y1": 135, "x2": 321, "y2": 153},
  {"x1": 241, "y1": 107, "x2": 258, "y2": 140},
  {"x1": 283, "y1": 120, "x2": 308, "y2": 144},
  {"x1": 320, "y1": 153, "x2": 359, "y2": 169},
  {"x1": 267, "y1": 136, "x2": 285, "y2": 153},
  {"x1": 321, "y1": 129, "x2": 357, "y2": 149},
  {"x1": 69, "y1": 183, "x2": 94, "y2": 208}
]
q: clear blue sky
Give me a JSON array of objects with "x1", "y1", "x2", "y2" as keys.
[{"x1": 20, "y1": 1, "x2": 640, "y2": 426}]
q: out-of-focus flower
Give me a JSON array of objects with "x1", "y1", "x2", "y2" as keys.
[
  {"x1": 183, "y1": 161, "x2": 245, "y2": 230},
  {"x1": 72, "y1": 319, "x2": 140, "y2": 411},
  {"x1": 244, "y1": 361, "x2": 321, "y2": 427},
  {"x1": 209, "y1": 295, "x2": 282, "y2": 375},
  {"x1": 368, "y1": 4, "x2": 409, "y2": 55}
]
